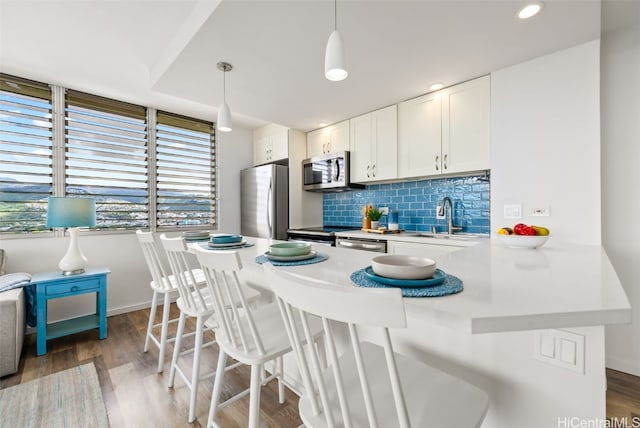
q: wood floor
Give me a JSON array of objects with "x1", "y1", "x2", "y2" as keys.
[
  {"x1": 1, "y1": 305, "x2": 639, "y2": 427},
  {"x1": 0, "y1": 304, "x2": 302, "y2": 428}
]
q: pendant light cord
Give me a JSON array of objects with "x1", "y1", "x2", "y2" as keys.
[
  {"x1": 223, "y1": 70, "x2": 226, "y2": 102},
  {"x1": 334, "y1": 0, "x2": 337, "y2": 31}
]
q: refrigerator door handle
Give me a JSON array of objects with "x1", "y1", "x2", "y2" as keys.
[{"x1": 267, "y1": 180, "x2": 273, "y2": 237}]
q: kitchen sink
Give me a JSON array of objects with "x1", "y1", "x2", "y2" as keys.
[{"x1": 411, "y1": 233, "x2": 483, "y2": 241}]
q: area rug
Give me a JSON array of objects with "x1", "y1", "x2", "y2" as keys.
[{"x1": 0, "y1": 363, "x2": 109, "y2": 427}]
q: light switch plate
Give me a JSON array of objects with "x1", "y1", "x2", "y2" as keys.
[
  {"x1": 534, "y1": 329, "x2": 585, "y2": 374},
  {"x1": 504, "y1": 204, "x2": 522, "y2": 219},
  {"x1": 436, "y1": 205, "x2": 445, "y2": 219},
  {"x1": 379, "y1": 207, "x2": 389, "y2": 215}
]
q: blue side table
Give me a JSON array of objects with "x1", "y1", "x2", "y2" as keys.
[{"x1": 32, "y1": 267, "x2": 110, "y2": 356}]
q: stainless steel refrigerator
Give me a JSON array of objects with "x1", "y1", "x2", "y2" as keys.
[{"x1": 240, "y1": 164, "x2": 289, "y2": 240}]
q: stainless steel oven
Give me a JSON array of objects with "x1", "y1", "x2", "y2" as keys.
[{"x1": 335, "y1": 237, "x2": 387, "y2": 253}]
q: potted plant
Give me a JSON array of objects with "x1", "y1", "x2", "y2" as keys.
[{"x1": 367, "y1": 207, "x2": 383, "y2": 229}]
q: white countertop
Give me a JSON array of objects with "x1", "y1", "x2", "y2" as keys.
[{"x1": 203, "y1": 237, "x2": 631, "y2": 334}]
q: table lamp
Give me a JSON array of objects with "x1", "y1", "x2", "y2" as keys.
[{"x1": 46, "y1": 197, "x2": 96, "y2": 275}]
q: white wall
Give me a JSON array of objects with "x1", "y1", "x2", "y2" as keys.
[
  {"x1": 0, "y1": 127, "x2": 253, "y2": 323},
  {"x1": 601, "y1": 1, "x2": 640, "y2": 377},
  {"x1": 217, "y1": 127, "x2": 254, "y2": 234},
  {"x1": 490, "y1": 40, "x2": 601, "y2": 245}
]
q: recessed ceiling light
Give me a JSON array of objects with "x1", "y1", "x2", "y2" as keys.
[
  {"x1": 319, "y1": 122, "x2": 328, "y2": 127},
  {"x1": 517, "y1": 2, "x2": 544, "y2": 19},
  {"x1": 430, "y1": 83, "x2": 445, "y2": 91}
]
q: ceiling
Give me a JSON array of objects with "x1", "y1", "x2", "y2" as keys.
[{"x1": 0, "y1": 0, "x2": 601, "y2": 132}]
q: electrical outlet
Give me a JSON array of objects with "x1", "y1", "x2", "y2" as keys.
[
  {"x1": 504, "y1": 204, "x2": 522, "y2": 219},
  {"x1": 379, "y1": 207, "x2": 389, "y2": 215},
  {"x1": 531, "y1": 206, "x2": 550, "y2": 217},
  {"x1": 436, "y1": 205, "x2": 445, "y2": 219}
]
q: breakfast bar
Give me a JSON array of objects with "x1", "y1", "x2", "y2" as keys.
[{"x1": 222, "y1": 237, "x2": 631, "y2": 428}]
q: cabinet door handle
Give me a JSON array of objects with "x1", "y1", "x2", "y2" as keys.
[
  {"x1": 443, "y1": 154, "x2": 448, "y2": 170},
  {"x1": 435, "y1": 155, "x2": 440, "y2": 171},
  {"x1": 328, "y1": 141, "x2": 331, "y2": 153},
  {"x1": 372, "y1": 165, "x2": 376, "y2": 177},
  {"x1": 71, "y1": 285, "x2": 78, "y2": 292},
  {"x1": 322, "y1": 143, "x2": 326, "y2": 154},
  {"x1": 367, "y1": 165, "x2": 370, "y2": 178}
]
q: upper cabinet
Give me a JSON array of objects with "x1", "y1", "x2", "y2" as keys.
[
  {"x1": 350, "y1": 105, "x2": 398, "y2": 183},
  {"x1": 306, "y1": 120, "x2": 350, "y2": 158},
  {"x1": 398, "y1": 75, "x2": 490, "y2": 179},
  {"x1": 398, "y1": 92, "x2": 442, "y2": 177},
  {"x1": 253, "y1": 124, "x2": 289, "y2": 165}
]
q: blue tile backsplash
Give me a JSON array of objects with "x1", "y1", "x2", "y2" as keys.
[{"x1": 323, "y1": 175, "x2": 490, "y2": 234}]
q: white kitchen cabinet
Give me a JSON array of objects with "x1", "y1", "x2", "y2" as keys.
[
  {"x1": 398, "y1": 92, "x2": 442, "y2": 177},
  {"x1": 253, "y1": 124, "x2": 288, "y2": 165},
  {"x1": 306, "y1": 120, "x2": 350, "y2": 157},
  {"x1": 440, "y1": 75, "x2": 490, "y2": 174},
  {"x1": 387, "y1": 240, "x2": 464, "y2": 259},
  {"x1": 350, "y1": 105, "x2": 398, "y2": 183},
  {"x1": 398, "y1": 75, "x2": 490, "y2": 178}
]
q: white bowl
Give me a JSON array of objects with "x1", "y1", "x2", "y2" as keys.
[
  {"x1": 269, "y1": 242, "x2": 312, "y2": 257},
  {"x1": 371, "y1": 255, "x2": 436, "y2": 280},
  {"x1": 496, "y1": 234, "x2": 549, "y2": 249}
]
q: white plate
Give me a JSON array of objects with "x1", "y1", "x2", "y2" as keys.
[
  {"x1": 208, "y1": 240, "x2": 248, "y2": 248},
  {"x1": 264, "y1": 250, "x2": 317, "y2": 262}
]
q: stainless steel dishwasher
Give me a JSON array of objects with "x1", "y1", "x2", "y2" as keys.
[{"x1": 335, "y1": 236, "x2": 387, "y2": 253}]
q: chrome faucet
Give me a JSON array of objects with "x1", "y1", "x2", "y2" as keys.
[{"x1": 439, "y1": 196, "x2": 462, "y2": 235}]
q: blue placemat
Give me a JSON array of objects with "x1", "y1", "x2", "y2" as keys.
[
  {"x1": 255, "y1": 253, "x2": 328, "y2": 266},
  {"x1": 350, "y1": 268, "x2": 463, "y2": 298},
  {"x1": 197, "y1": 242, "x2": 255, "y2": 251}
]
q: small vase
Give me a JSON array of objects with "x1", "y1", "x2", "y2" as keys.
[
  {"x1": 370, "y1": 220, "x2": 380, "y2": 230},
  {"x1": 363, "y1": 218, "x2": 371, "y2": 230}
]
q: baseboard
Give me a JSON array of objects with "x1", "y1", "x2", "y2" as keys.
[
  {"x1": 606, "y1": 356, "x2": 640, "y2": 377},
  {"x1": 106, "y1": 301, "x2": 155, "y2": 317}
]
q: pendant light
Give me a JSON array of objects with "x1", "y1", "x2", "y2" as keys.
[
  {"x1": 216, "y1": 61, "x2": 233, "y2": 132},
  {"x1": 325, "y1": 0, "x2": 347, "y2": 81}
]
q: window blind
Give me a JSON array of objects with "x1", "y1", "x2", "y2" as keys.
[
  {"x1": 0, "y1": 74, "x2": 53, "y2": 233},
  {"x1": 65, "y1": 90, "x2": 148, "y2": 230},
  {"x1": 156, "y1": 111, "x2": 215, "y2": 228}
]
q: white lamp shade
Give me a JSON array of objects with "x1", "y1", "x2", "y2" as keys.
[
  {"x1": 325, "y1": 30, "x2": 348, "y2": 81},
  {"x1": 217, "y1": 101, "x2": 232, "y2": 132}
]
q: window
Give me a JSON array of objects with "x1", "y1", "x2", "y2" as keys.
[
  {"x1": 0, "y1": 74, "x2": 53, "y2": 233},
  {"x1": 0, "y1": 73, "x2": 217, "y2": 234},
  {"x1": 156, "y1": 112, "x2": 216, "y2": 228},
  {"x1": 65, "y1": 90, "x2": 149, "y2": 230}
]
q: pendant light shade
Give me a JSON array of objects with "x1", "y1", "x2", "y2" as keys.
[
  {"x1": 217, "y1": 101, "x2": 232, "y2": 133},
  {"x1": 216, "y1": 61, "x2": 233, "y2": 132},
  {"x1": 325, "y1": 0, "x2": 347, "y2": 82},
  {"x1": 325, "y1": 30, "x2": 347, "y2": 81}
]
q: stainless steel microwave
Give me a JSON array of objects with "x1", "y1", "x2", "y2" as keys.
[{"x1": 302, "y1": 151, "x2": 364, "y2": 192}]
